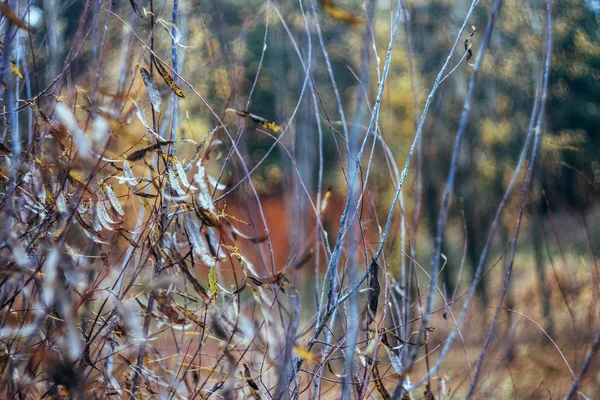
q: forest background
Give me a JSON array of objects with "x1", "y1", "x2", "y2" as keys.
[{"x1": 0, "y1": 0, "x2": 598, "y2": 398}]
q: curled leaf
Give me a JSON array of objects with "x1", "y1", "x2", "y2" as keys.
[
  {"x1": 157, "y1": 18, "x2": 183, "y2": 46},
  {"x1": 121, "y1": 160, "x2": 140, "y2": 186},
  {"x1": 168, "y1": 168, "x2": 188, "y2": 197},
  {"x1": 465, "y1": 26, "x2": 477, "y2": 66},
  {"x1": 129, "y1": 0, "x2": 144, "y2": 17},
  {"x1": 226, "y1": 108, "x2": 283, "y2": 133},
  {"x1": 185, "y1": 213, "x2": 216, "y2": 266},
  {"x1": 152, "y1": 56, "x2": 184, "y2": 98},
  {"x1": 230, "y1": 225, "x2": 269, "y2": 243},
  {"x1": 105, "y1": 184, "x2": 124, "y2": 216},
  {"x1": 385, "y1": 346, "x2": 403, "y2": 374},
  {"x1": 140, "y1": 67, "x2": 162, "y2": 113},
  {"x1": 42, "y1": 248, "x2": 59, "y2": 308}
]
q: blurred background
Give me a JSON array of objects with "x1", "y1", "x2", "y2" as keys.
[{"x1": 2, "y1": 0, "x2": 599, "y2": 397}]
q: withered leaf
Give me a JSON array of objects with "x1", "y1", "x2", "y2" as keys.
[
  {"x1": 134, "y1": 191, "x2": 158, "y2": 198},
  {"x1": 192, "y1": 195, "x2": 220, "y2": 227},
  {"x1": 243, "y1": 363, "x2": 259, "y2": 391},
  {"x1": 248, "y1": 272, "x2": 289, "y2": 287},
  {"x1": 139, "y1": 67, "x2": 161, "y2": 113},
  {"x1": 10, "y1": 61, "x2": 22, "y2": 79},
  {"x1": 208, "y1": 264, "x2": 217, "y2": 305},
  {"x1": 465, "y1": 26, "x2": 477, "y2": 66},
  {"x1": 293, "y1": 249, "x2": 313, "y2": 270},
  {"x1": 152, "y1": 56, "x2": 184, "y2": 98},
  {"x1": 129, "y1": 0, "x2": 144, "y2": 17},
  {"x1": 174, "y1": 304, "x2": 210, "y2": 330},
  {"x1": 127, "y1": 141, "x2": 173, "y2": 161},
  {"x1": 367, "y1": 259, "x2": 380, "y2": 326},
  {"x1": 155, "y1": 290, "x2": 184, "y2": 324},
  {"x1": 0, "y1": 2, "x2": 31, "y2": 31},
  {"x1": 226, "y1": 108, "x2": 283, "y2": 133},
  {"x1": 381, "y1": 332, "x2": 391, "y2": 348},
  {"x1": 321, "y1": 0, "x2": 364, "y2": 25},
  {"x1": 372, "y1": 364, "x2": 391, "y2": 400}
]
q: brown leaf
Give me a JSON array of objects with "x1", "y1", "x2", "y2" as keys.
[
  {"x1": 155, "y1": 290, "x2": 184, "y2": 324},
  {"x1": 152, "y1": 56, "x2": 185, "y2": 98},
  {"x1": 243, "y1": 363, "x2": 259, "y2": 391},
  {"x1": 321, "y1": 0, "x2": 364, "y2": 25},
  {"x1": 0, "y1": 2, "x2": 31, "y2": 31},
  {"x1": 127, "y1": 141, "x2": 173, "y2": 161},
  {"x1": 226, "y1": 108, "x2": 283, "y2": 133},
  {"x1": 129, "y1": 0, "x2": 144, "y2": 17},
  {"x1": 367, "y1": 259, "x2": 380, "y2": 326},
  {"x1": 192, "y1": 195, "x2": 220, "y2": 227},
  {"x1": 372, "y1": 364, "x2": 391, "y2": 400},
  {"x1": 293, "y1": 249, "x2": 313, "y2": 270},
  {"x1": 174, "y1": 304, "x2": 210, "y2": 330}
]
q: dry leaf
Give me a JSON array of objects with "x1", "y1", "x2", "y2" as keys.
[
  {"x1": 321, "y1": 0, "x2": 364, "y2": 25},
  {"x1": 139, "y1": 67, "x2": 162, "y2": 113},
  {"x1": 10, "y1": 61, "x2": 22, "y2": 79},
  {"x1": 372, "y1": 364, "x2": 391, "y2": 400},
  {"x1": 127, "y1": 142, "x2": 172, "y2": 161},
  {"x1": 367, "y1": 259, "x2": 380, "y2": 326},
  {"x1": 0, "y1": 2, "x2": 31, "y2": 31},
  {"x1": 226, "y1": 108, "x2": 283, "y2": 133},
  {"x1": 152, "y1": 56, "x2": 185, "y2": 98},
  {"x1": 208, "y1": 264, "x2": 218, "y2": 305},
  {"x1": 243, "y1": 363, "x2": 260, "y2": 391},
  {"x1": 129, "y1": 0, "x2": 144, "y2": 17},
  {"x1": 465, "y1": 26, "x2": 477, "y2": 66}
]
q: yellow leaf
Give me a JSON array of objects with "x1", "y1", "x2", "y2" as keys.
[
  {"x1": 208, "y1": 264, "x2": 217, "y2": 304},
  {"x1": 11, "y1": 61, "x2": 22, "y2": 79},
  {"x1": 294, "y1": 345, "x2": 319, "y2": 363},
  {"x1": 321, "y1": 0, "x2": 364, "y2": 25}
]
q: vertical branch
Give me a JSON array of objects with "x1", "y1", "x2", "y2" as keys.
[
  {"x1": 342, "y1": 0, "x2": 376, "y2": 396},
  {"x1": 0, "y1": 0, "x2": 19, "y2": 239},
  {"x1": 169, "y1": 0, "x2": 179, "y2": 156},
  {"x1": 416, "y1": 0, "x2": 504, "y2": 366},
  {"x1": 466, "y1": 0, "x2": 551, "y2": 396}
]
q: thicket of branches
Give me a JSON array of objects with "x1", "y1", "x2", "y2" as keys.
[{"x1": 0, "y1": 0, "x2": 598, "y2": 399}]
